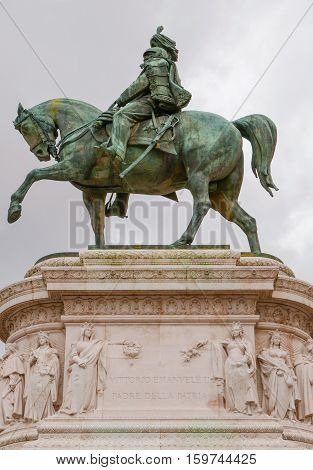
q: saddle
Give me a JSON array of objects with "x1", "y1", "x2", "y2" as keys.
[
  {"x1": 105, "y1": 113, "x2": 180, "y2": 155},
  {"x1": 58, "y1": 112, "x2": 179, "y2": 157}
]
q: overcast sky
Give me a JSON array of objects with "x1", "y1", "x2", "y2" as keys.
[{"x1": 1, "y1": 0, "x2": 313, "y2": 292}]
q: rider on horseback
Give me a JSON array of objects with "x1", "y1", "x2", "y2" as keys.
[{"x1": 97, "y1": 26, "x2": 191, "y2": 165}]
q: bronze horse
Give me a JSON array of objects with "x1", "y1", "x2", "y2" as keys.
[{"x1": 9, "y1": 99, "x2": 278, "y2": 250}]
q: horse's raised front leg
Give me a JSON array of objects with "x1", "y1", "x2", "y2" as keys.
[
  {"x1": 8, "y1": 162, "x2": 74, "y2": 223},
  {"x1": 83, "y1": 191, "x2": 106, "y2": 249},
  {"x1": 172, "y1": 172, "x2": 211, "y2": 246}
]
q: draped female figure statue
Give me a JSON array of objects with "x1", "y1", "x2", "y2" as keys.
[
  {"x1": 258, "y1": 330, "x2": 300, "y2": 420},
  {"x1": 222, "y1": 322, "x2": 259, "y2": 415},
  {"x1": 294, "y1": 339, "x2": 313, "y2": 423},
  {"x1": 60, "y1": 324, "x2": 107, "y2": 415},
  {"x1": 0, "y1": 343, "x2": 25, "y2": 424},
  {"x1": 24, "y1": 332, "x2": 60, "y2": 422}
]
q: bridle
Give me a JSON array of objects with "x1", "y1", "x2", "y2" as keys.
[{"x1": 14, "y1": 109, "x2": 59, "y2": 161}]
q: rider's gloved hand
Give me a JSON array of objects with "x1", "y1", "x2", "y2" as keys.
[{"x1": 93, "y1": 119, "x2": 103, "y2": 129}]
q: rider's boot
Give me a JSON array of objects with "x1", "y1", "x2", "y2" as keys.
[
  {"x1": 95, "y1": 141, "x2": 116, "y2": 157},
  {"x1": 105, "y1": 195, "x2": 128, "y2": 218},
  {"x1": 112, "y1": 154, "x2": 124, "y2": 173},
  {"x1": 94, "y1": 141, "x2": 124, "y2": 173}
]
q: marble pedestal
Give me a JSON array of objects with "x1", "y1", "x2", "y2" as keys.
[{"x1": 1, "y1": 248, "x2": 313, "y2": 449}]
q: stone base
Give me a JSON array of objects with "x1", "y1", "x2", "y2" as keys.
[
  {"x1": 2, "y1": 417, "x2": 313, "y2": 449},
  {"x1": 1, "y1": 249, "x2": 313, "y2": 450}
]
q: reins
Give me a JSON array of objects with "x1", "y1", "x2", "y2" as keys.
[
  {"x1": 56, "y1": 118, "x2": 100, "y2": 154},
  {"x1": 14, "y1": 107, "x2": 103, "y2": 162},
  {"x1": 14, "y1": 109, "x2": 60, "y2": 161}
]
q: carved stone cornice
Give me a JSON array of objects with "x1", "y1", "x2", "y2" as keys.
[
  {"x1": 0, "y1": 276, "x2": 46, "y2": 312},
  {"x1": 238, "y1": 256, "x2": 294, "y2": 278},
  {"x1": 25, "y1": 249, "x2": 293, "y2": 276},
  {"x1": 25, "y1": 257, "x2": 82, "y2": 278},
  {"x1": 275, "y1": 276, "x2": 313, "y2": 306},
  {"x1": 42, "y1": 266, "x2": 278, "y2": 281},
  {"x1": 81, "y1": 249, "x2": 241, "y2": 264}
]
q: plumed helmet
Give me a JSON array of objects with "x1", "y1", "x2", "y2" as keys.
[{"x1": 150, "y1": 26, "x2": 179, "y2": 61}]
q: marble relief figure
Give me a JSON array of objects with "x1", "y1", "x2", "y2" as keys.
[
  {"x1": 258, "y1": 330, "x2": 300, "y2": 420},
  {"x1": 24, "y1": 332, "x2": 60, "y2": 422},
  {"x1": 0, "y1": 343, "x2": 25, "y2": 424},
  {"x1": 60, "y1": 324, "x2": 107, "y2": 415},
  {"x1": 294, "y1": 339, "x2": 313, "y2": 424},
  {"x1": 221, "y1": 323, "x2": 259, "y2": 415},
  {"x1": 0, "y1": 357, "x2": 3, "y2": 426}
]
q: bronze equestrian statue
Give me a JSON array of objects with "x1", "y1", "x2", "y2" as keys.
[{"x1": 8, "y1": 27, "x2": 278, "y2": 250}]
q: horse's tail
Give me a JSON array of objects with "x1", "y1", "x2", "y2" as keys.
[{"x1": 232, "y1": 114, "x2": 278, "y2": 196}]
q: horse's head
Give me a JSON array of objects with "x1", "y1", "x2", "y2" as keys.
[{"x1": 13, "y1": 103, "x2": 58, "y2": 162}]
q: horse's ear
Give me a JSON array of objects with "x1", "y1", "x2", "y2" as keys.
[{"x1": 17, "y1": 102, "x2": 24, "y2": 116}]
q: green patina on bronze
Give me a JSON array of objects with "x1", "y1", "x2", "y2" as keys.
[
  {"x1": 8, "y1": 27, "x2": 278, "y2": 250},
  {"x1": 95, "y1": 26, "x2": 191, "y2": 163}
]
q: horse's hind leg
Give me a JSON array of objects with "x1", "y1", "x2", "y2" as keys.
[
  {"x1": 173, "y1": 173, "x2": 211, "y2": 246},
  {"x1": 212, "y1": 194, "x2": 261, "y2": 253},
  {"x1": 83, "y1": 190, "x2": 106, "y2": 248}
]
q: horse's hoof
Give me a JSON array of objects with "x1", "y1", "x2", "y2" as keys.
[
  {"x1": 171, "y1": 238, "x2": 191, "y2": 247},
  {"x1": 8, "y1": 202, "x2": 22, "y2": 223}
]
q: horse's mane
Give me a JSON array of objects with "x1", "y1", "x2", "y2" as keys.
[{"x1": 30, "y1": 98, "x2": 102, "y2": 117}]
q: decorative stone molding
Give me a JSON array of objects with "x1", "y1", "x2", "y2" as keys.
[
  {"x1": 25, "y1": 257, "x2": 81, "y2": 278},
  {"x1": 63, "y1": 295, "x2": 257, "y2": 317},
  {"x1": 0, "y1": 277, "x2": 46, "y2": 310},
  {"x1": 24, "y1": 250, "x2": 294, "y2": 278},
  {"x1": 257, "y1": 302, "x2": 313, "y2": 337},
  {"x1": 283, "y1": 424, "x2": 313, "y2": 446},
  {"x1": 238, "y1": 256, "x2": 294, "y2": 278},
  {"x1": 275, "y1": 276, "x2": 313, "y2": 306},
  {"x1": 2, "y1": 302, "x2": 63, "y2": 340},
  {"x1": 41, "y1": 266, "x2": 279, "y2": 283},
  {"x1": 0, "y1": 425, "x2": 38, "y2": 448},
  {"x1": 2, "y1": 418, "x2": 313, "y2": 449},
  {"x1": 80, "y1": 249, "x2": 240, "y2": 264},
  {"x1": 38, "y1": 417, "x2": 283, "y2": 434}
]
